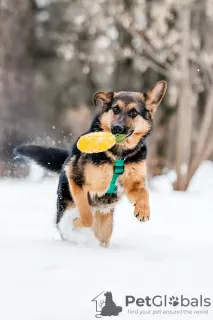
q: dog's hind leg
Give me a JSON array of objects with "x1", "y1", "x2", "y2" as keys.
[
  {"x1": 56, "y1": 170, "x2": 75, "y2": 239},
  {"x1": 56, "y1": 195, "x2": 77, "y2": 241},
  {"x1": 93, "y1": 210, "x2": 114, "y2": 248},
  {"x1": 56, "y1": 197, "x2": 68, "y2": 240}
]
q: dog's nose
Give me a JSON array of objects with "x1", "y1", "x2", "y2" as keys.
[{"x1": 111, "y1": 125, "x2": 125, "y2": 135}]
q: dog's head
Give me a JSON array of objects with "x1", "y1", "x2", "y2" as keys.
[
  {"x1": 93, "y1": 81, "x2": 167, "y2": 150},
  {"x1": 104, "y1": 292, "x2": 112, "y2": 299}
]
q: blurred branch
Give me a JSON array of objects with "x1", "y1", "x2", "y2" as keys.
[
  {"x1": 186, "y1": 84, "x2": 213, "y2": 185},
  {"x1": 114, "y1": 19, "x2": 170, "y2": 77},
  {"x1": 135, "y1": 29, "x2": 172, "y2": 71}
]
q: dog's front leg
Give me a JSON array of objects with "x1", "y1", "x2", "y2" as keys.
[
  {"x1": 124, "y1": 162, "x2": 150, "y2": 222},
  {"x1": 128, "y1": 184, "x2": 150, "y2": 222},
  {"x1": 69, "y1": 179, "x2": 93, "y2": 228}
]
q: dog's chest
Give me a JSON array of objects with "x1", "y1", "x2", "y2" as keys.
[
  {"x1": 85, "y1": 163, "x2": 124, "y2": 210},
  {"x1": 88, "y1": 178, "x2": 124, "y2": 208},
  {"x1": 85, "y1": 162, "x2": 120, "y2": 192}
]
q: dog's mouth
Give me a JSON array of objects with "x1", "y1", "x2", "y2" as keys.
[
  {"x1": 113, "y1": 130, "x2": 134, "y2": 144},
  {"x1": 126, "y1": 130, "x2": 134, "y2": 138}
]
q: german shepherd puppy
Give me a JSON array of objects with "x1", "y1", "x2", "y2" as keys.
[{"x1": 15, "y1": 81, "x2": 167, "y2": 247}]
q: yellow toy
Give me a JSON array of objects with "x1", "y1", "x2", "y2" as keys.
[{"x1": 77, "y1": 132, "x2": 126, "y2": 153}]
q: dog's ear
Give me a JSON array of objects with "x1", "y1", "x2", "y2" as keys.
[
  {"x1": 93, "y1": 91, "x2": 114, "y2": 108},
  {"x1": 144, "y1": 81, "x2": 167, "y2": 114}
]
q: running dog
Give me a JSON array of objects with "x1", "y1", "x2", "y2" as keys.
[{"x1": 15, "y1": 81, "x2": 167, "y2": 247}]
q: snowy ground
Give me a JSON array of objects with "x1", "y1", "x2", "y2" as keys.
[{"x1": 0, "y1": 165, "x2": 213, "y2": 320}]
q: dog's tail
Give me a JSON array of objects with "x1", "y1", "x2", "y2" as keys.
[{"x1": 14, "y1": 145, "x2": 69, "y2": 173}]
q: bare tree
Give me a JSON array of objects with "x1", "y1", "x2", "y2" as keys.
[
  {"x1": 0, "y1": 0, "x2": 35, "y2": 166},
  {"x1": 175, "y1": 2, "x2": 192, "y2": 190}
]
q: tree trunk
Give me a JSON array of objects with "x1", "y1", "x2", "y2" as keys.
[
  {"x1": 0, "y1": 0, "x2": 35, "y2": 164},
  {"x1": 175, "y1": 3, "x2": 192, "y2": 190},
  {"x1": 185, "y1": 85, "x2": 213, "y2": 187}
]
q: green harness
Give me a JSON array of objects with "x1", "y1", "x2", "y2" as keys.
[{"x1": 106, "y1": 159, "x2": 125, "y2": 194}]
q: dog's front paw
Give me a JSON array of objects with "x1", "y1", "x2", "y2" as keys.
[{"x1": 134, "y1": 201, "x2": 150, "y2": 222}]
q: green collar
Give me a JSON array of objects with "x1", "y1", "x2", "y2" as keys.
[{"x1": 106, "y1": 159, "x2": 125, "y2": 194}]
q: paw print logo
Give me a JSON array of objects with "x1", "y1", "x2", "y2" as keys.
[{"x1": 169, "y1": 296, "x2": 179, "y2": 307}]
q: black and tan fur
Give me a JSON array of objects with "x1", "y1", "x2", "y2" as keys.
[{"x1": 15, "y1": 81, "x2": 167, "y2": 247}]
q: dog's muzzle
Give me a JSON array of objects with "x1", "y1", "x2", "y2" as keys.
[{"x1": 111, "y1": 124, "x2": 126, "y2": 135}]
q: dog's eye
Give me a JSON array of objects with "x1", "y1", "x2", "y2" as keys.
[
  {"x1": 112, "y1": 106, "x2": 120, "y2": 115},
  {"x1": 129, "y1": 109, "x2": 138, "y2": 118}
]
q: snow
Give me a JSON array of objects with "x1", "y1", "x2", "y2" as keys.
[
  {"x1": 0, "y1": 171, "x2": 213, "y2": 320},
  {"x1": 149, "y1": 161, "x2": 213, "y2": 195},
  {"x1": 188, "y1": 161, "x2": 213, "y2": 194}
]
